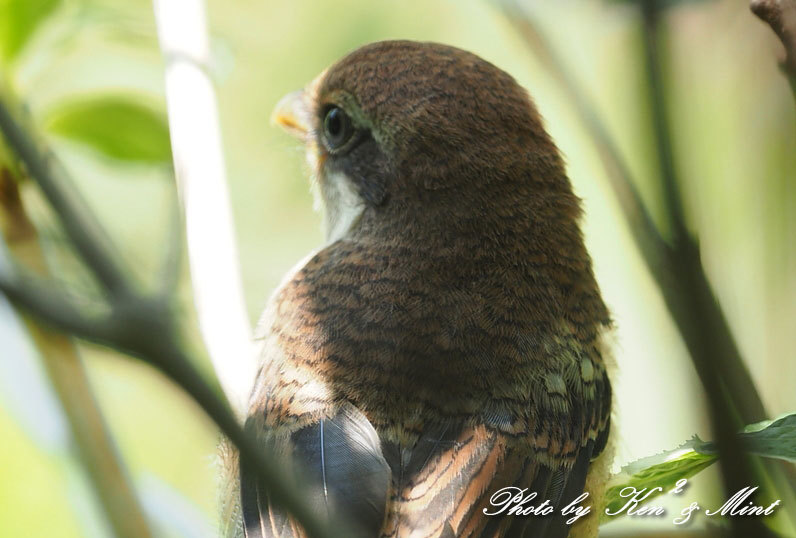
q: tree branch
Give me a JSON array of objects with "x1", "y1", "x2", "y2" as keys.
[
  {"x1": 0, "y1": 97, "x2": 131, "y2": 296},
  {"x1": 0, "y1": 90, "x2": 346, "y2": 538},
  {"x1": 500, "y1": 1, "x2": 672, "y2": 268},
  {"x1": 498, "y1": 4, "x2": 777, "y2": 535},
  {"x1": 0, "y1": 268, "x2": 114, "y2": 341},
  {"x1": 0, "y1": 261, "x2": 348, "y2": 538},
  {"x1": 497, "y1": 0, "x2": 767, "y2": 425},
  {"x1": 639, "y1": 2, "x2": 688, "y2": 243},
  {"x1": 0, "y1": 169, "x2": 154, "y2": 538}
]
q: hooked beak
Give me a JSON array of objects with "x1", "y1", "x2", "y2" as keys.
[{"x1": 271, "y1": 89, "x2": 311, "y2": 138}]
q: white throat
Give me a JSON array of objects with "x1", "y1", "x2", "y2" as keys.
[{"x1": 315, "y1": 171, "x2": 365, "y2": 244}]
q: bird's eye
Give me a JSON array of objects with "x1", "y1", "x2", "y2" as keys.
[{"x1": 322, "y1": 106, "x2": 354, "y2": 150}]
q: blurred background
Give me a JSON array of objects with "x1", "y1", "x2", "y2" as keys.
[{"x1": 0, "y1": 0, "x2": 794, "y2": 536}]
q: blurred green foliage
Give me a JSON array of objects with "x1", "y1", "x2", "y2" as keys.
[
  {"x1": 44, "y1": 95, "x2": 171, "y2": 164},
  {"x1": 0, "y1": 0, "x2": 60, "y2": 63}
]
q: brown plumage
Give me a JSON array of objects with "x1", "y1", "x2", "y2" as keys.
[{"x1": 225, "y1": 40, "x2": 614, "y2": 538}]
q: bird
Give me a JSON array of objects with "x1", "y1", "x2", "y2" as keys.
[{"x1": 222, "y1": 40, "x2": 614, "y2": 538}]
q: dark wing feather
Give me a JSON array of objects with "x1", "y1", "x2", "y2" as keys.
[
  {"x1": 379, "y1": 422, "x2": 536, "y2": 537},
  {"x1": 242, "y1": 403, "x2": 391, "y2": 538},
  {"x1": 378, "y1": 429, "x2": 606, "y2": 538},
  {"x1": 544, "y1": 440, "x2": 596, "y2": 538},
  {"x1": 376, "y1": 366, "x2": 611, "y2": 538},
  {"x1": 241, "y1": 387, "x2": 610, "y2": 538}
]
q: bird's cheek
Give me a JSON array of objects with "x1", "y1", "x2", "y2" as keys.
[{"x1": 303, "y1": 144, "x2": 329, "y2": 184}]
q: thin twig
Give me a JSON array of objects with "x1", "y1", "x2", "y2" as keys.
[
  {"x1": 0, "y1": 98, "x2": 131, "y2": 296},
  {"x1": 638, "y1": 7, "x2": 786, "y2": 535},
  {"x1": 500, "y1": 4, "x2": 779, "y2": 534},
  {"x1": 0, "y1": 90, "x2": 346, "y2": 537},
  {"x1": 639, "y1": 3, "x2": 688, "y2": 244},
  {"x1": 497, "y1": 0, "x2": 768, "y2": 425},
  {"x1": 141, "y1": 340, "x2": 353, "y2": 538},
  {"x1": 500, "y1": 1, "x2": 671, "y2": 267},
  {"x1": 0, "y1": 170, "x2": 154, "y2": 538},
  {"x1": 0, "y1": 262, "x2": 347, "y2": 538},
  {"x1": 0, "y1": 268, "x2": 115, "y2": 340}
]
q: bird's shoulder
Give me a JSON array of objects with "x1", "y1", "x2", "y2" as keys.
[
  {"x1": 249, "y1": 239, "x2": 610, "y2": 459},
  {"x1": 242, "y1": 240, "x2": 613, "y2": 537}
]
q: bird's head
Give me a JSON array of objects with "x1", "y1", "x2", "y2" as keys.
[{"x1": 273, "y1": 40, "x2": 575, "y2": 245}]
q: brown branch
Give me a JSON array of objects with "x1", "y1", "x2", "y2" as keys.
[
  {"x1": 500, "y1": 4, "x2": 671, "y2": 267},
  {"x1": 0, "y1": 264, "x2": 350, "y2": 538},
  {"x1": 497, "y1": 4, "x2": 785, "y2": 535},
  {"x1": 634, "y1": 9, "x2": 781, "y2": 535},
  {"x1": 0, "y1": 168, "x2": 154, "y2": 538},
  {"x1": 751, "y1": 0, "x2": 796, "y2": 96},
  {"x1": 0, "y1": 95, "x2": 131, "y2": 296},
  {"x1": 498, "y1": 1, "x2": 768, "y2": 426},
  {"x1": 0, "y1": 92, "x2": 348, "y2": 538}
]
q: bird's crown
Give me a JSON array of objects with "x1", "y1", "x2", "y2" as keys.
[{"x1": 275, "y1": 40, "x2": 565, "y2": 200}]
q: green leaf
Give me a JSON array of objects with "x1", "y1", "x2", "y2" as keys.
[
  {"x1": 44, "y1": 96, "x2": 172, "y2": 164},
  {"x1": 602, "y1": 439, "x2": 718, "y2": 522},
  {"x1": 601, "y1": 413, "x2": 796, "y2": 524},
  {"x1": 0, "y1": 0, "x2": 61, "y2": 64},
  {"x1": 699, "y1": 414, "x2": 796, "y2": 463}
]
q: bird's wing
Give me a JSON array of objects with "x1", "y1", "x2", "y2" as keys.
[
  {"x1": 238, "y1": 372, "x2": 610, "y2": 538},
  {"x1": 240, "y1": 402, "x2": 391, "y2": 538},
  {"x1": 378, "y1": 358, "x2": 612, "y2": 538},
  {"x1": 378, "y1": 427, "x2": 609, "y2": 538},
  {"x1": 236, "y1": 240, "x2": 612, "y2": 538},
  {"x1": 238, "y1": 353, "x2": 611, "y2": 538}
]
